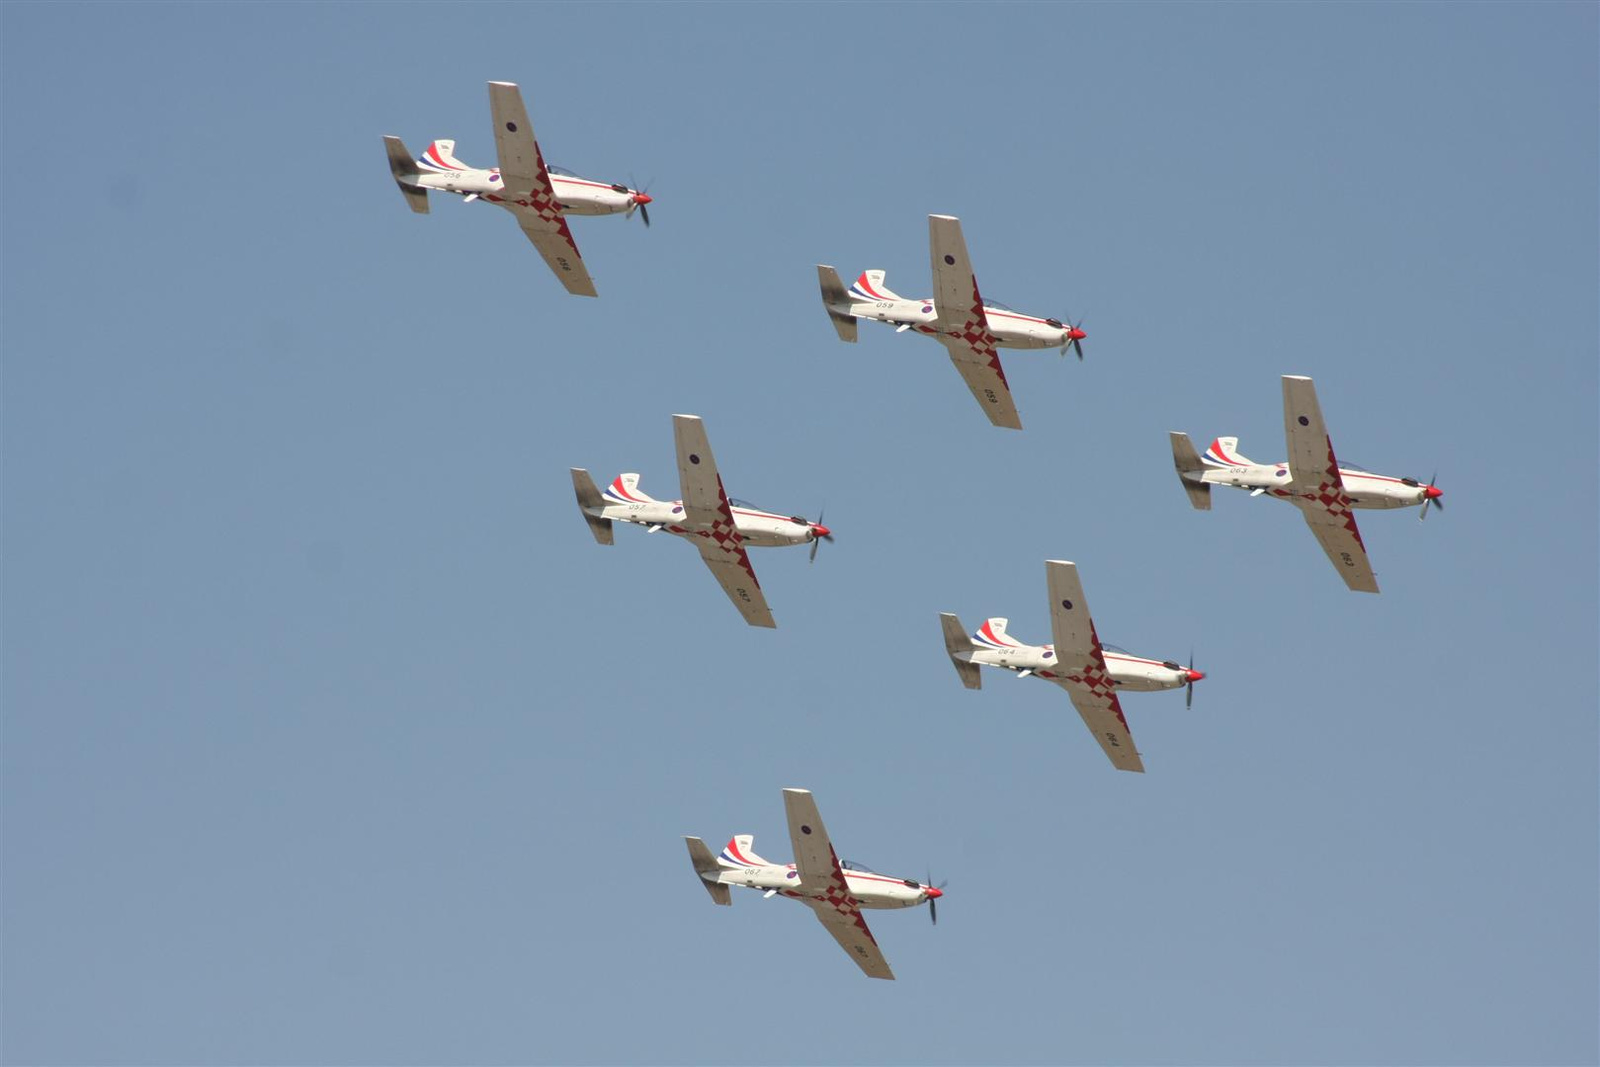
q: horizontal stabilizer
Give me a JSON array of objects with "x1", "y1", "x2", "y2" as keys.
[
  {"x1": 817, "y1": 265, "x2": 858, "y2": 343},
  {"x1": 382, "y1": 135, "x2": 429, "y2": 215},
  {"x1": 570, "y1": 468, "x2": 614, "y2": 545},
  {"x1": 1169, "y1": 432, "x2": 1211, "y2": 511},
  {"x1": 939, "y1": 612, "x2": 982, "y2": 690},
  {"x1": 684, "y1": 837, "x2": 731, "y2": 906}
]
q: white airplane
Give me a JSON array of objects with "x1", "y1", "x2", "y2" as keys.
[
  {"x1": 1170, "y1": 375, "x2": 1444, "y2": 594},
  {"x1": 685, "y1": 788, "x2": 943, "y2": 980},
  {"x1": 817, "y1": 214, "x2": 1086, "y2": 430},
  {"x1": 383, "y1": 81, "x2": 652, "y2": 297},
  {"x1": 571, "y1": 415, "x2": 830, "y2": 628},
  {"x1": 941, "y1": 560, "x2": 1203, "y2": 774}
]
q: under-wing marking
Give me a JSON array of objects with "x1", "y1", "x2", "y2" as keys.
[
  {"x1": 928, "y1": 215, "x2": 1021, "y2": 429},
  {"x1": 1281, "y1": 376, "x2": 1378, "y2": 593},
  {"x1": 1044, "y1": 560, "x2": 1144, "y2": 772},
  {"x1": 673, "y1": 415, "x2": 775, "y2": 627},
  {"x1": 487, "y1": 81, "x2": 596, "y2": 297}
]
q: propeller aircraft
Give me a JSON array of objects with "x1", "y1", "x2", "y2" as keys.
[
  {"x1": 383, "y1": 81, "x2": 652, "y2": 297},
  {"x1": 571, "y1": 415, "x2": 830, "y2": 628},
  {"x1": 1170, "y1": 375, "x2": 1444, "y2": 594},
  {"x1": 818, "y1": 214, "x2": 1086, "y2": 430},
  {"x1": 941, "y1": 560, "x2": 1202, "y2": 773},
  {"x1": 685, "y1": 788, "x2": 943, "y2": 980}
]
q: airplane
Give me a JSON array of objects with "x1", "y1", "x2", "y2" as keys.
[
  {"x1": 1170, "y1": 375, "x2": 1444, "y2": 594},
  {"x1": 817, "y1": 214, "x2": 1087, "y2": 430},
  {"x1": 383, "y1": 81, "x2": 652, "y2": 297},
  {"x1": 940, "y1": 560, "x2": 1202, "y2": 773},
  {"x1": 570, "y1": 415, "x2": 831, "y2": 628},
  {"x1": 684, "y1": 787, "x2": 943, "y2": 980}
]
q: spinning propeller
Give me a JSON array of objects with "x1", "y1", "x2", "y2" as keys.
[
  {"x1": 925, "y1": 870, "x2": 947, "y2": 925},
  {"x1": 1051, "y1": 313, "x2": 1088, "y2": 360},
  {"x1": 1185, "y1": 650, "x2": 1203, "y2": 709},
  {"x1": 622, "y1": 175, "x2": 653, "y2": 227},
  {"x1": 804, "y1": 507, "x2": 833, "y2": 563},
  {"x1": 1416, "y1": 471, "x2": 1444, "y2": 521}
]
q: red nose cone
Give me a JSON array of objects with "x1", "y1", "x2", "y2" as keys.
[
  {"x1": 1186, "y1": 669, "x2": 1206, "y2": 683},
  {"x1": 1424, "y1": 485, "x2": 1443, "y2": 500},
  {"x1": 1068, "y1": 327, "x2": 1087, "y2": 341},
  {"x1": 811, "y1": 524, "x2": 830, "y2": 539},
  {"x1": 632, "y1": 192, "x2": 653, "y2": 205},
  {"x1": 925, "y1": 887, "x2": 943, "y2": 899}
]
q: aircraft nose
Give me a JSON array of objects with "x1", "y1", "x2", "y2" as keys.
[
  {"x1": 1185, "y1": 669, "x2": 1205, "y2": 683},
  {"x1": 811, "y1": 524, "x2": 831, "y2": 539},
  {"x1": 1423, "y1": 485, "x2": 1443, "y2": 500},
  {"x1": 925, "y1": 886, "x2": 943, "y2": 899},
  {"x1": 632, "y1": 192, "x2": 653, "y2": 205},
  {"x1": 1067, "y1": 326, "x2": 1087, "y2": 342}
]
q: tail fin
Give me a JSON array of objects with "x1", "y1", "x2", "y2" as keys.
[
  {"x1": 601, "y1": 473, "x2": 656, "y2": 505},
  {"x1": 416, "y1": 138, "x2": 470, "y2": 173},
  {"x1": 684, "y1": 837, "x2": 732, "y2": 906},
  {"x1": 570, "y1": 468, "x2": 614, "y2": 545},
  {"x1": 817, "y1": 265, "x2": 858, "y2": 342},
  {"x1": 717, "y1": 834, "x2": 773, "y2": 869},
  {"x1": 971, "y1": 617, "x2": 1023, "y2": 650},
  {"x1": 1202, "y1": 436, "x2": 1255, "y2": 468},
  {"x1": 1169, "y1": 432, "x2": 1212, "y2": 511},
  {"x1": 940, "y1": 612, "x2": 982, "y2": 690},
  {"x1": 382, "y1": 135, "x2": 429, "y2": 214},
  {"x1": 849, "y1": 269, "x2": 902, "y2": 302}
]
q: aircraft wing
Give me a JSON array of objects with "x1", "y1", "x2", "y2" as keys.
[
  {"x1": 1044, "y1": 560, "x2": 1144, "y2": 772},
  {"x1": 1281, "y1": 376, "x2": 1379, "y2": 593},
  {"x1": 800, "y1": 897, "x2": 895, "y2": 980},
  {"x1": 486, "y1": 81, "x2": 597, "y2": 297},
  {"x1": 928, "y1": 215, "x2": 1022, "y2": 430},
  {"x1": 782, "y1": 788, "x2": 894, "y2": 980},
  {"x1": 672, "y1": 415, "x2": 776, "y2": 628}
]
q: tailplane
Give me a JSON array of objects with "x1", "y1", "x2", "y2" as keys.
[
  {"x1": 849, "y1": 270, "x2": 902, "y2": 302},
  {"x1": 684, "y1": 837, "x2": 732, "y2": 906},
  {"x1": 718, "y1": 834, "x2": 774, "y2": 869},
  {"x1": 817, "y1": 265, "x2": 858, "y2": 342},
  {"x1": 382, "y1": 135, "x2": 429, "y2": 214},
  {"x1": 602, "y1": 473, "x2": 657, "y2": 505},
  {"x1": 939, "y1": 612, "x2": 982, "y2": 690},
  {"x1": 570, "y1": 468, "x2": 614, "y2": 545},
  {"x1": 1169, "y1": 432, "x2": 1212, "y2": 511}
]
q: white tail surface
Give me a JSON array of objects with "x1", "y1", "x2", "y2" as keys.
[
  {"x1": 1204, "y1": 436, "x2": 1256, "y2": 468},
  {"x1": 418, "y1": 138, "x2": 471, "y2": 173},
  {"x1": 603, "y1": 473, "x2": 656, "y2": 504},
  {"x1": 718, "y1": 834, "x2": 774, "y2": 869},
  {"x1": 850, "y1": 270, "x2": 902, "y2": 302},
  {"x1": 972, "y1": 617, "x2": 1023, "y2": 650}
]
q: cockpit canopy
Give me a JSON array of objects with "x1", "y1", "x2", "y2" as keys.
[
  {"x1": 982, "y1": 297, "x2": 1014, "y2": 311},
  {"x1": 1340, "y1": 461, "x2": 1369, "y2": 472},
  {"x1": 547, "y1": 164, "x2": 579, "y2": 177},
  {"x1": 728, "y1": 498, "x2": 766, "y2": 512},
  {"x1": 1102, "y1": 642, "x2": 1128, "y2": 654},
  {"x1": 840, "y1": 860, "x2": 878, "y2": 874}
]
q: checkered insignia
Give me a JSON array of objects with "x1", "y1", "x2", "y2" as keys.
[
  {"x1": 695, "y1": 474, "x2": 762, "y2": 585},
  {"x1": 507, "y1": 144, "x2": 581, "y2": 255},
  {"x1": 957, "y1": 284, "x2": 1011, "y2": 386},
  {"x1": 1305, "y1": 442, "x2": 1367, "y2": 548},
  {"x1": 1062, "y1": 624, "x2": 1134, "y2": 730}
]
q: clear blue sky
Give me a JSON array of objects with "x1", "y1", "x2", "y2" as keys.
[{"x1": 3, "y1": 3, "x2": 1595, "y2": 1065}]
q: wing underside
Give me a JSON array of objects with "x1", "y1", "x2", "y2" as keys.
[
  {"x1": 928, "y1": 215, "x2": 1021, "y2": 429},
  {"x1": 1281, "y1": 376, "x2": 1378, "y2": 593},
  {"x1": 673, "y1": 415, "x2": 775, "y2": 627},
  {"x1": 1045, "y1": 561, "x2": 1144, "y2": 772},
  {"x1": 801, "y1": 898, "x2": 895, "y2": 980},
  {"x1": 486, "y1": 81, "x2": 597, "y2": 297},
  {"x1": 782, "y1": 789, "x2": 894, "y2": 980}
]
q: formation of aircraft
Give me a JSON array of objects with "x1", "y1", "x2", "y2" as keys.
[
  {"x1": 1171, "y1": 375, "x2": 1444, "y2": 594},
  {"x1": 685, "y1": 788, "x2": 942, "y2": 980},
  {"x1": 383, "y1": 81, "x2": 652, "y2": 297},
  {"x1": 380, "y1": 83, "x2": 1451, "y2": 981},
  {"x1": 818, "y1": 215, "x2": 1086, "y2": 430},
  {"x1": 941, "y1": 560, "x2": 1201, "y2": 773},
  {"x1": 571, "y1": 414, "x2": 830, "y2": 629}
]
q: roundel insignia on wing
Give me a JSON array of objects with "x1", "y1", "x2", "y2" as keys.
[
  {"x1": 800, "y1": 825, "x2": 812, "y2": 835},
  {"x1": 505, "y1": 121, "x2": 518, "y2": 132},
  {"x1": 689, "y1": 454, "x2": 700, "y2": 464},
  {"x1": 1298, "y1": 415, "x2": 1310, "y2": 426},
  {"x1": 943, "y1": 255, "x2": 955, "y2": 265},
  {"x1": 1061, "y1": 600, "x2": 1073, "y2": 610}
]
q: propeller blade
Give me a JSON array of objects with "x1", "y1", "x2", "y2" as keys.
[
  {"x1": 1186, "y1": 650, "x2": 1196, "y2": 709},
  {"x1": 929, "y1": 894, "x2": 937, "y2": 925},
  {"x1": 809, "y1": 537, "x2": 820, "y2": 563}
]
